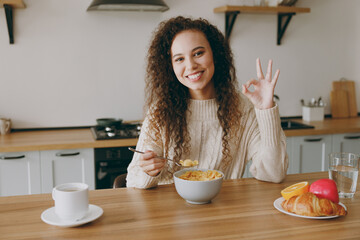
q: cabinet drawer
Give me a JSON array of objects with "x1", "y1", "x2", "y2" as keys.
[
  {"x1": 40, "y1": 149, "x2": 95, "y2": 193},
  {"x1": 0, "y1": 151, "x2": 41, "y2": 196}
]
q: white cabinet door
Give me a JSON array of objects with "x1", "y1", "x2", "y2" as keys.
[
  {"x1": 0, "y1": 151, "x2": 41, "y2": 196},
  {"x1": 285, "y1": 137, "x2": 293, "y2": 174},
  {"x1": 332, "y1": 133, "x2": 360, "y2": 154},
  {"x1": 290, "y1": 135, "x2": 332, "y2": 174},
  {"x1": 40, "y1": 149, "x2": 95, "y2": 193}
]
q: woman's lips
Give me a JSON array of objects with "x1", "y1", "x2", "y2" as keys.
[{"x1": 186, "y1": 71, "x2": 203, "y2": 82}]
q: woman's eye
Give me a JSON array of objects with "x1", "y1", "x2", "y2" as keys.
[
  {"x1": 194, "y1": 51, "x2": 204, "y2": 57},
  {"x1": 174, "y1": 57, "x2": 184, "y2": 62}
]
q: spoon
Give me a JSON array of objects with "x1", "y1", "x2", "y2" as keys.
[{"x1": 128, "y1": 147, "x2": 182, "y2": 166}]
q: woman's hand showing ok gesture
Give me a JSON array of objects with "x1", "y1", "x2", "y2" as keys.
[{"x1": 242, "y1": 58, "x2": 280, "y2": 110}]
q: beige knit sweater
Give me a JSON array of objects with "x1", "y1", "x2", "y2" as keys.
[{"x1": 126, "y1": 94, "x2": 288, "y2": 189}]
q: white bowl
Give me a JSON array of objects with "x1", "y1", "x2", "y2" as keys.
[{"x1": 173, "y1": 168, "x2": 224, "y2": 204}]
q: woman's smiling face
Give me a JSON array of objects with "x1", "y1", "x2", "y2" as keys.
[{"x1": 171, "y1": 30, "x2": 215, "y2": 100}]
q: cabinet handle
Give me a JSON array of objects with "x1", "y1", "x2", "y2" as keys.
[
  {"x1": 344, "y1": 135, "x2": 360, "y2": 140},
  {"x1": 55, "y1": 152, "x2": 80, "y2": 157},
  {"x1": 304, "y1": 138, "x2": 323, "y2": 142},
  {"x1": 0, "y1": 155, "x2": 26, "y2": 160}
]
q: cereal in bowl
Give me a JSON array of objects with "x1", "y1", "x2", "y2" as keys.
[
  {"x1": 179, "y1": 170, "x2": 222, "y2": 181},
  {"x1": 179, "y1": 159, "x2": 199, "y2": 167}
]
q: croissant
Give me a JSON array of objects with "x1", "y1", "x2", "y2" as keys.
[{"x1": 281, "y1": 192, "x2": 347, "y2": 217}]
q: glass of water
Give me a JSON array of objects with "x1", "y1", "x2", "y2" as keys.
[{"x1": 329, "y1": 152, "x2": 359, "y2": 198}]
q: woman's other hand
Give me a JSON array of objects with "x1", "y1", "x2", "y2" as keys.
[
  {"x1": 242, "y1": 58, "x2": 280, "y2": 110},
  {"x1": 138, "y1": 150, "x2": 166, "y2": 177}
]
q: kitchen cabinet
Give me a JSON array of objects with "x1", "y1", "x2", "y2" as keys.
[
  {"x1": 40, "y1": 148, "x2": 95, "y2": 193},
  {"x1": 332, "y1": 133, "x2": 360, "y2": 154},
  {"x1": 284, "y1": 137, "x2": 292, "y2": 174},
  {"x1": 287, "y1": 132, "x2": 360, "y2": 174},
  {"x1": 0, "y1": 148, "x2": 95, "y2": 197},
  {"x1": 288, "y1": 135, "x2": 332, "y2": 174},
  {"x1": 0, "y1": 151, "x2": 41, "y2": 196}
]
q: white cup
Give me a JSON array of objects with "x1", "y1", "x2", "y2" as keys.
[{"x1": 52, "y1": 183, "x2": 89, "y2": 221}]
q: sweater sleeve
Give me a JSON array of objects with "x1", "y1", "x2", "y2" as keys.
[
  {"x1": 247, "y1": 104, "x2": 288, "y2": 183},
  {"x1": 126, "y1": 116, "x2": 167, "y2": 189}
]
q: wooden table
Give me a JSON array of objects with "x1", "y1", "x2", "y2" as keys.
[{"x1": 0, "y1": 172, "x2": 359, "y2": 240}]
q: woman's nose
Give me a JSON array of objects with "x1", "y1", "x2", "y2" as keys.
[{"x1": 185, "y1": 57, "x2": 198, "y2": 70}]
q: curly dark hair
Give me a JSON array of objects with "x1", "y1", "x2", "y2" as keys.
[{"x1": 145, "y1": 16, "x2": 241, "y2": 171}]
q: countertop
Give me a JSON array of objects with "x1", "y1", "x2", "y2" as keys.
[
  {"x1": 1, "y1": 117, "x2": 360, "y2": 153},
  {"x1": 0, "y1": 129, "x2": 138, "y2": 153},
  {"x1": 283, "y1": 117, "x2": 360, "y2": 137},
  {"x1": 0, "y1": 172, "x2": 359, "y2": 240}
]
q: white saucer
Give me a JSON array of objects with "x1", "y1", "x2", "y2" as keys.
[{"x1": 41, "y1": 204, "x2": 103, "y2": 227}]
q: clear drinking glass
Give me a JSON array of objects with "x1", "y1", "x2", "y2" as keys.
[{"x1": 329, "y1": 152, "x2": 359, "y2": 198}]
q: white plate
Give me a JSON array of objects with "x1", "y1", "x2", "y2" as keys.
[
  {"x1": 41, "y1": 204, "x2": 103, "y2": 227},
  {"x1": 273, "y1": 197, "x2": 346, "y2": 219}
]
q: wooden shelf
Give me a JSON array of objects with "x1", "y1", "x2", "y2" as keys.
[
  {"x1": 214, "y1": 5, "x2": 310, "y2": 14},
  {"x1": 214, "y1": 5, "x2": 311, "y2": 45},
  {"x1": 0, "y1": 0, "x2": 26, "y2": 44},
  {"x1": 0, "y1": 0, "x2": 25, "y2": 8}
]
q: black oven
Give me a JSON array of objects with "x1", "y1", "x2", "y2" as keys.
[{"x1": 94, "y1": 146, "x2": 135, "y2": 189}]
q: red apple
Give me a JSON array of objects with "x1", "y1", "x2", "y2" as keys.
[{"x1": 309, "y1": 179, "x2": 339, "y2": 203}]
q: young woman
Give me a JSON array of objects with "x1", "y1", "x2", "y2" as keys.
[{"x1": 126, "y1": 16, "x2": 288, "y2": 188}]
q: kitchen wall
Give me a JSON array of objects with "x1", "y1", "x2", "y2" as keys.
[{"x1": 0, "y1": 0, "x2": 359, "y2": 128}]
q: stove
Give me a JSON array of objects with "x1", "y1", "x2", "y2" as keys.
[
  {"x1": 92, "y1": 123, "x2": 141, "y2": 189},
  {"x1": 91, "y1": 123, "x2": 141, "y2": 140}
]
